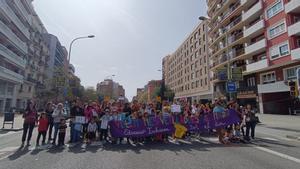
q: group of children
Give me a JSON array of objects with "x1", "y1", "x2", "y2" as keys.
[
  {"x1": 30, "y1": 99, "x2": 252, "y2": 148},
  {"x1": 36, "y1": 113, "x2": 67, "y2": 147}
]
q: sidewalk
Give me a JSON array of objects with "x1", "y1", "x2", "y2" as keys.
[
  {"x1": 257, "y1": 114, "x2": 300, "y2": 141},
  {"x1": 0, "y1": 114, "x2": 24, "y2": 132}
]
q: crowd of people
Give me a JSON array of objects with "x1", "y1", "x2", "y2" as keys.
[{"x1": 21, "y1": 98, "x2": 259, "y2": 148}]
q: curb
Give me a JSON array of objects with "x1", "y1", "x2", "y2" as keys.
[
  {"x1": 0, "y1": 128, "x2": 23, "y2": 132},
  {"x1": 286, "y1": 135, "x2": 300, "y2": 141}
]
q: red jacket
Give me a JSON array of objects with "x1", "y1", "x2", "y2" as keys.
[{"x1": 38, "y1": 118, "x2": 48, "y2": 132}]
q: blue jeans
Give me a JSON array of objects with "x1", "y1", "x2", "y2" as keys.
[
  {"x1": 71, "y1": 123, "x2": 81, "y2": 143},
  {"x1": 53, "y1": 123, "x2": 60, "y2": 144}
]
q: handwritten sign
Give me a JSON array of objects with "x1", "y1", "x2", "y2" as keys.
[
  {"x1": 171, "y1": 104, "x2": 181, "y2": 113},
  {"x1": 75, "y1": 116, "x2": 86, "y2": 124}
]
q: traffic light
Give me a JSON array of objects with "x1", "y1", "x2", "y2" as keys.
[{"x1": 288, "y1": 81, "x2": 297, "y2": 97}]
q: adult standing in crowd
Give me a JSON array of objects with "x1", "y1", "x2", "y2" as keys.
[
  {"x1": 244, "y1": 104, "x2": 257, "y2": 141},
  {"x1": 45, "y1": 102, "x2": 54, "y2": 142},
  {"x1": 70, "y1": 100, "x2": 84, "y2": 143},
  {"x1": 21, "y1": 101, "x2": 38, "y2": 146},
  {"x1": 52, "y1": 103, "x2": 66, "y2": 145},
  {"x1": 213, "y1": 99, "x2": 226, "y2": 144}
]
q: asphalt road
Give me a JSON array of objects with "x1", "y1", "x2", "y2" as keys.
[{"x1": 0, "y1": 128, "x2": 300, "y2": 169}]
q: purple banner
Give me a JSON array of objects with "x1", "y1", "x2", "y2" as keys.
[
  {"x1": 109, "y1": 117, "x2": 175, "y2": 138},
  {"x1": 109, "y1": 109, "x2": 241, "y2": 138}
]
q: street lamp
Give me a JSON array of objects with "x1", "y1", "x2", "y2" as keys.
[{"x1": 68, "y1": 35, "x2": 95, "y2": 62}]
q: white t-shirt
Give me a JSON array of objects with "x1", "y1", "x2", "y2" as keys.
[
  {"x1": 88, "y1": 122, "x2": 98, "y2": 132},
  {"x1": 100, "y1": 115, "x2": 110, "y2": 129}
]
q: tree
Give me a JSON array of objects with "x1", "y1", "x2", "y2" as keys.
[
  {"x1": 82, "y1": 87, "x2": 98, "y2": 102},
  {"x1": 137, "y1": 91, "x2": 148, "y2": 103},
  {"x1": 164, "y1": 86, "x2": 175, "y2": 101}
]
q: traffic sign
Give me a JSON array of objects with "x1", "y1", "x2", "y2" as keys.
[{"x1": 227, "y1": 81, "x2": 236, "y2": 93}]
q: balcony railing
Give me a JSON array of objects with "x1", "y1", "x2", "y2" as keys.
[
  {"x1": 0, "y1": 66, "x2": 24, "y2": 83},
  {"x1": 13, "y1": 0, "x2": 31, "y2": 24},
  {"x1": 244, "y1": 19, "x2": 264, "y2": 38},
  {"x1": 0, "y1": 44, "x2": 26, "y2": 69},
  {"x1": 245, "y1": 38, "x2": 266, "y2": 55},
  {"x1": 228, "y1": 32, "x2": 243, "y2": 44},
  {"x1": 0, "y1": 0, "x2": 30, "y2": 39},
  {"x1": 242, "y1": 1, "x2": 262, "y2": 21},
  {"x1": 220, "y1": 0, "x2": 241, "y2": 21},
  {"x1": 0, "y1": 20, "x2": 28, "y2": 53},
  {"x1": 285, "y1": 0, "x2": 300, "y2": 14},
  {"x1": 291, "y1": 47, "x2": 300, "y2": 60},
  {"x1": 288, "y1": 21, "x2": 300, "y2": 37}
]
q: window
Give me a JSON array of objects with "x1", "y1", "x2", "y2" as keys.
[
  {"x1": 284, "y1": 67, "x2": 300, "y2": 80},
  {"x1": 266, "y1": 0, "x2": 283, "y2": 19},
  {"x1": 0, "y1": 82, "x2": 5, "y2": 95},
  {"x1": 279, "y1": 44, "x2": 289, "y2": 56},
  {"x1": 268, "y1": 21, "x2": 286, "y2": 39},
  {"x1": 261, "y1": 72, "x2": 276, "y2": 84},
  {"x1": 7, "y1": 85, "x2": 14, "y2": 96},
  {"x1": 270, "y1": 41, "x2": 290, "y2": 60},
  {"x1": 247, "y1": 77, "x2": 256, "y2": 87}
]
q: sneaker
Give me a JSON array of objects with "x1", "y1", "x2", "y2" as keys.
[{"x1": 26, "y1": 142, "x2": 31, "y2": 146}]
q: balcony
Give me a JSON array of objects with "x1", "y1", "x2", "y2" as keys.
[
  {"x1": 0, "y1": 20, "x2": 28, "y2": 53},
  {"x1": 291, "y1": 47, "x2": 300, "y2": 60},
  {"x1": 0, "y1": 44, "x2": 26, "y2": 69},
  {"x1": 27, "y1": 77, "x2": 38, "y2": 84},
  {"x1": 228, "y1": 32, "x2": 243, "y2": 44},
  {"x1": 288, "y1": 21, "x2": 300, "y2": 36},
  {"x1": 0, "y1": 0, "x2": 30, "y2": 39},
  {"x1": 220, "y1": 1, "x2": 241, "y2": 21},
  {"x1": 13, "y1": 0, "x2": 31, "y2": 24},
  {"x1": 245, "y1": 58, "x2": 268, "y2": 73},
  {"x1": 258, "y1": 81, "x2": 289, "y2": 94},
  {"x1": 242, "y1": 1, "x2": 262, "y2": 22},
  {"x1": 0, "y1": 66, "x2": 24, "y2": 84},
  {"x1": 244, "y1": 19, "x2": 264, "y2": 38},
  {"x1": 285, "y1": 0, "x2": 300, "y2": 14},
  {"x1": 245, "y1": 38, "x2": 266, "y2": 55}
]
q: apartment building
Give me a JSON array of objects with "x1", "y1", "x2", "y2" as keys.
[
  {"x1": 42, "y1": 34, "x2": 68, "y2": 89},
  {"x1": 0, "y1": 0, "x2": 30, "y2": 113},
  {"x1": 96, "y1": 79, "x2": 125, "y2": 100},
  {"x1": 207, "y1": 0, "x2": 300, "y2": 114},
  {"x1": 163, "y1": 20, "x2": 212, "y2": 103},
  {"x1": 16, "y1": 2, "x2": 50, "y2": 110}
]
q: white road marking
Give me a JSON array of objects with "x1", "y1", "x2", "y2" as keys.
[
  {"x1": 261, "y1": 137, "x2": 279, "y2": 141},
  {"x1": 256, "y1": 131, "x2": 293, "y2": 142},
  {"x1": 254, "y1": 146, "x2": 300, "y2": 164}
]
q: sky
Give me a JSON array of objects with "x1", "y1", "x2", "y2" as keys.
[{"x1": 33, "y1": 0, "x2": 207, "y2": 100}]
